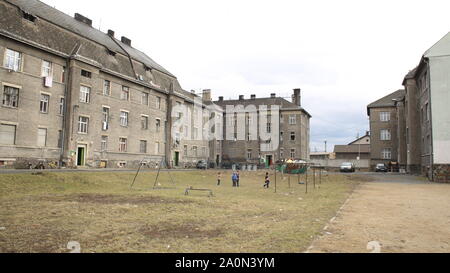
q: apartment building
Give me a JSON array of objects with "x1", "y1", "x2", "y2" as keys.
[
  {"x1": 214, "y1": 89, "x2": 311, "y2": 166},
  {"x1": 367, "y1": 90, "x2": 405, "y2": 170},
  {"x1": 401, "y1": 32, "x2": 450, "y2": 182},
  {"x1": 0, "y1": 0, "x2": 214, "y2": 168}
]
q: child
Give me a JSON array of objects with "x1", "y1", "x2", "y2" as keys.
[
  {"x1": 263, "y1": 172, "x2": 270, "y2": 188},
  {"x1": 217, "y1": 172, "x2": 221, "y2": 186},
  {"x1": 232, "y1": 172, "x2": 238, "y2": 187},
  {"x1": 236, "y1": 171, "x2": 240, "y2": 187}
]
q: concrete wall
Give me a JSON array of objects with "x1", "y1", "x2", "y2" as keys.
[{"x1": 310, "y1": 158, "x2": 369, "y2": 169}]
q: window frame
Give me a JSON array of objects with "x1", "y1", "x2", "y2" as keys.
[
  {"x1": 79, "y1": 85, "x2": 91, "y2": 103},
  {"x1": 78, "y1": 116, "x2": 89, "y2": 134},
  {"x1": 2, "y1": 85, "x2": 20, "y2": 108},
  {"x1": 4, "y1": 48, "x2": 22, "y2": 71},
  {"x1": 39, "y1": 93, "x2": 50, "y2": 114}
]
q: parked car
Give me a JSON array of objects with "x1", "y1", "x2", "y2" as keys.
[
  {"x1": 375, "y1": 163, "x2": 388, "y2": 172},
  {"x1": 340, "y1": 162, "x2": 355, "y2": 173},
  {"x1": 196, "y1": 160, "x2": 208, "y2": 170}
]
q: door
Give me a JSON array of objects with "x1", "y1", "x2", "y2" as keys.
[
  {"x1": 266, "y1": 155, "x2": 273, "y2": 168},
  {"x1": 174, "y1": 152, "x2": 180, "y2": 167},
  {"x1": 77, "y1": 145, "x2": 86, "y2": 166},
  {"x1": 216, "y1": 155, "x2": 220, "y2": 167}
]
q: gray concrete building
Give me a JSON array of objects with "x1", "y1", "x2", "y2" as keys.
[
  {"x1": 401, "y1": 32, "x2": 450, "y2": 182},
  {"x1": 214, "y1": 89, "x2": 311, "y2": 167},
  {"x1": 367, "y1": 90, "x2": 405, "y2": 170},
  {"x1": 0, "y1": 0, "x2": 215, "y2": 168}
]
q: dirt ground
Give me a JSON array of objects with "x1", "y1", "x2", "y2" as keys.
[{"x1": 307, "y1": 174, "x2": 450, "y2": 253}]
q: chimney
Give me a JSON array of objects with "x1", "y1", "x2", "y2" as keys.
[
  {"x1": 218, "y1": 96, "x2": 224, "y2": 102},
  {"x1": 74, "y1": 13, "x2": 92, "y2": 27},
  {"x1": 270, "y1": 93, "x2": 276, "y2": 98},
  {"x1": 107, "y1": 29, "x2": 115, "y2": 37},
  {"x1": 121, "y1": 36, "x2": 132, "y2": 47},
  {"x1": 251, "y1": 94, "x2": 256, "y2": 100},
  {"x1": 292, "y1": 88, "x2": 301, "y2": 107},
  {"x1": 239, "y1": 95, "x2": 244, "y2": 101},
  {"x1": 202, "y1": 89, "x2": 212, "y2": 101}
]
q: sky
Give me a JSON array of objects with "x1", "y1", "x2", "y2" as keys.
[{"x1": 42, "y1": 0, "x2": 450, "y2": 152}]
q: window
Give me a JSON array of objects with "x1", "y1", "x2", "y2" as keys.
[
  {"x1": 59, "y1": 98, "x2": 65, "y2": 115},
  {"x1": 120, "y1": 111, "x2": 129, "y2": 127},
  {"x1": 155, "y1": 142, "x2": 160, "y2": 154},
  {"x1": 184, "y1": 125, "x2": 189, "y2": 137},
  {"x1": 290, "y1": 149, "x2": 296, "y2": 158},
  {"x1": 4, "y1": 49, "x2": 22, "y2": 71},
  {"x1": 121, "y1": 86, "x2": 129, "y2": 101},
  {"x1": 79, "y1": 86, "x2": 90, "y2": 103},
  {"x1": 62, "y1": 66, "x2": 66, "y2": 83},
  {"x1": 101, "y1": 136, "x2": 108, "y2": 151},
  {"x1": 2, "y1": 86, "x2": 19, "y2": 108},
  {"x1": 266, "y1": 123, "x2": 272, "y2": 133},
  {"x1": 37, "y1": 128, "x2": 47, "y2": 147},
  {"x1": 280, "y1": 148, "x2": 284, "y2": 158},
  {"x1": 141, "y1": 92, "x2": 149, "y2": 106},
  {"x1": 140, "y1": 140, "x2": 147, "y2": 153},
  {"x1": 247, "y1": 132, "x2": 251, "y2": 141},
  {"x1": 119, "y1": 138, "x2": 127, "y2": 152},
  {"x1": 156, "y1": 97, "x2": 161, "y2": 109},
  {"x1": 289, "y1": 115, "x2": 296, "y2": 125},
  {"x1": 193, "y1": 146, "x2": 198, "y2": 157},
  {"x1": 155, "y1": 119, "x2": 161, "y2": 133},
  {"x1": 78, "y1": 116, "x2": 89, "y2": 134},
  {"x1": 247, "y1": 149, "x2": 252, "y2": 160},
  {"x1": 183, "y1": 145, "x2": 188, "y2": 156},
  {"x1": 141, "y1": 115, "x2": 149, "y2": 130},
  {"x1": 22, "y1": 12, "x2": 36, "y2": 22},
  {"x1": 81, "y1": 70, "x2": 91, "y2": 78},
  {"x1": 280, "y1": 132, "x2": 284, "y2": 142},
  {"x1": 380, "y1": 112, "x2": 390, "y2": 122},
  {"x1": 425, "y1": 103, "x2": 429, "y2": 121},
  {"x1": 103, "y1": 80, "x2": 111, "y2": 96},
  {"x1": 39, "y1": 94, "x2": 50, "y2": 113},
  {"x1": 194, "y1": 127, "x2": 199, "y2": 139},
  {"x1": 41, "y1": 61, "x2": 52, "y2": 77},
  {"x1": 0, "y1": 124, "x2": 16, "y2": 145},
  {"x1": 102, "y1": 107, "x2": 109, "y2": 131},
  {"x1": 382, "y1": 148, "x2": 392, "y2": 159},
  {"x1": 380, "y1": 129, "x2": 391, "y2": 141},
  {"x1": 58, "y1": 130, "x2": 63, "y2": 148},
  {"x1": 290, "y1": 132, "x2": 296, "y2": 141}
]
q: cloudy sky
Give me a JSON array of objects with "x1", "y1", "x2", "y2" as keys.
[{"x1": 42, "y1": 0, "x2": 450, "y2": 152}]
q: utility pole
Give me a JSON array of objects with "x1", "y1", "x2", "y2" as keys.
[{"x1": 324, "y1": 140, "x2": 327, "y2": 153}]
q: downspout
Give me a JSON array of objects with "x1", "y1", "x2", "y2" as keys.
[{"x1": 425, "y1": 58, "x2": 434, "y2": 181}]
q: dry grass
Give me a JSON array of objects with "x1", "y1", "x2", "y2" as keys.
[{"x1": 0, "y1": 170, "x2": 358, "y2": 253}]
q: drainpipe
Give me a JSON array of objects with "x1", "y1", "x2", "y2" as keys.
[{"x1": 425, "y1": 58, "x2": 434, "y2": 181}]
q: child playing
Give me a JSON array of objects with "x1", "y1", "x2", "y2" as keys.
[
  {"x1": 263, "y1": 172, "x2": 270, "y2": 188},
  {"x1": 236, "y1": 171, "x2": 240, "y2": 187},
  {"x1": 217, "y1": 172, "x2": 221, "y2": 186},
  {"x1": 232, "y1": 172, "x2": 238, "y2": 187}
]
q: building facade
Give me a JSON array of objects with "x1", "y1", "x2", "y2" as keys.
[
  {"x1": 214, "y1": 89, "x2": 311, "y2": 166},
  {"x1": 367, "y1": 90, "x2": 405, "y2": 170},
  {"x1": 0, "y1": 0, "x2": 215, "y2": 169},
  {"x1": 400, "y1": 32, "x2": 450, "y2": 182},
  {"x1": 0, "y1": 0, "x2": 310, "y2": 169}
]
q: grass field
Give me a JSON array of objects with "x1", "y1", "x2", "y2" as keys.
[{"x1": 0, "y1": 170, "x2": 358, "y2": 253}]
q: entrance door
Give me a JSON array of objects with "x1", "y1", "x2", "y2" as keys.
[
  {"x1": 77, "y1": 145, "x2": 86, "y2": 166},
  {"x1": 266, "y1": 155, "x2": 273, "y2": 168},
  {"x1": 174, "y1": 152, "x2": 180, "y2": 167},
  {"x1": 216, "y1": 155, "x2": 220, "y2": 167}
]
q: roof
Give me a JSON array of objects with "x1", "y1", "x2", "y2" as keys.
[
  {"x1": 348, "y1": 134, "x2": 370, "y2": 145},
  {"x1": 402, "y1": 67, "x2": 418, "y2": 85},
  {"x1": 334, "y1": 145, "x2": 370, "y2": 154},
  {"x1": 1, "y1": 0, "x2": 177, "y2": 85},
  {"x1": 367, "y1": 89, "x2": 405, "y2": 115},
  {"x1": 214, "y1": 97, "x2": 312, "y2": 117}
]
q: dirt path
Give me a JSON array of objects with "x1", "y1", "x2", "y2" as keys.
[{"x1": 307, "y1": 174, "x2": 450, "y2": 253}]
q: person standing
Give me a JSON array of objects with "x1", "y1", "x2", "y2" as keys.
[
  {"x1": 217, "y1": 172, "x2": 221, "y2": 186},
  {"x1": 263, "y1": 172, "x2": 270, "y2": 188},
  {"x1": 236, "y1": 171, "x2": 240, "y2": 187},
  {"x1": 232, "y1": 172, "x2": 237, "y2": 187}
]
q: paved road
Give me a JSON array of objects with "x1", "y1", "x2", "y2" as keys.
[{"x1": 308, "y1": 173, "x2": 450, "y2": 253}]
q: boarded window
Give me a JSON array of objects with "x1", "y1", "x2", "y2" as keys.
[
  {"x1": 37, "y1": 128, "x2": 47, "y2": 147},
  {"x1": 0, "y1": 124, "x2": 16, "y2": 145}
]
